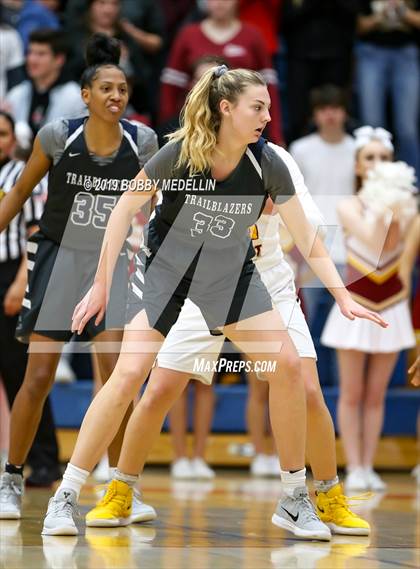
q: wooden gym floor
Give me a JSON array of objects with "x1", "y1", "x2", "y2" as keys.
[{"x1": 1, "y1": 470, "x2": 418, "y2": 569}]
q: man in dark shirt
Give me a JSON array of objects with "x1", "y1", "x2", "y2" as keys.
[{"x1": 282, "y1": 0, "x2": 359, "y2": 142}]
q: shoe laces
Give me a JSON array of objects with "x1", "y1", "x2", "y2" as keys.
[
  {"x1": 295, "y1": 491, "x2": 320, "y2": 523},
  {"x1": 96, "y1": 484, "x2": 117, "y2": 507},
  {"x1": 0, "y1": 476, "x2": 22, "y2": 499},
  {"x1": 51, "y1": 497, "x2": 79, "y2": 519},
  {"x1": 96, "y1": 483, "x2": 130, "y2": 508},
  {"x1": 326, "y1": 492, "x2": 372, "y2": 517}
]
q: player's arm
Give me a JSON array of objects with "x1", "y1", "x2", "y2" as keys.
[
  {"x1": 72, "y1": 169, "x2": 156, "y2": 333},
  {"x1": 275, "y1": 194, "x2": 387, "y2": 327},
  {"x1": 96, "y1": 169, "x2": 156, "y2": 288},
  {"x1": 0, "y1": 137, "x2": 51, "y2": 232}
]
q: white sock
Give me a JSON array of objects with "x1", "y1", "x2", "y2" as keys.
[
  {"x1": 280, "y1": 467, "x2": 306, "y2": 497},
  {"x1": 115, "y1": 469, "x2": 138, "y2": 487},
  {"x1": 108, "y1": 466, "x2": 117, "y2": 481},
  {"x1": 314, "y1": 475, "x2": 339, "y2": 493},
  {"x1": 55, "y1": 463, "x2": 90, "y2": 499}
]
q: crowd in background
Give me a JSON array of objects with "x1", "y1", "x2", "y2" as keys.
[
  {"x1": 1, "y1": 0, "x2": 419, "y2": 171},
  {"x1": 0, "y1": 0, "x2": 419, "y2": 486}
]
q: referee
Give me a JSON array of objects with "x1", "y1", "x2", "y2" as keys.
[{"x1": 0, "y1": 111, "x2": 60, "y2": 486}]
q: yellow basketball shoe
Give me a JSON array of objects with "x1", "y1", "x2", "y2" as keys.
[
  {"x1": 315, "y1": 484, "x2": 370, "y2": 536},
  {"x1": 86, "y1": 479, "x2": 133, "y2": 527}
]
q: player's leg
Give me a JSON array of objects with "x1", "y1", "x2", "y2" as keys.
[
  {"x1": 92, "y1": 330, "x2": 133, "y2": 469},
  {"x1": 224, "y1": 308, "x2": 331, "y2": 541},
  {"x1": 299, "y1": 358, "x2": 370, "y2": 535},
  {"x1": 85, "y1": 302, "x2": 222, "y2": 528},
  {"x1": 246, "y1": 371, "x2": 271, "y2": 477},
  {"x1": 168, "y1": 388, "x2": 192, "y2": 478},
  {"x1": 191, "y1": 381, "x2": 215, "y2": 478},
  {"x1": 86, "y1": 367, "x2": 191, "y2": 527},
  {"x1": 42, "y1": 311, "x2": 162, "y2": 535}
]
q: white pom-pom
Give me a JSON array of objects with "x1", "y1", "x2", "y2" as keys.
[{"x1": 359, "y1": 161, "x2": 417, "y2": 219}]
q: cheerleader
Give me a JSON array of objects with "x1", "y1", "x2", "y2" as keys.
[{"x1": 321, "y1": 127, "x2": 417, "y2": 491}]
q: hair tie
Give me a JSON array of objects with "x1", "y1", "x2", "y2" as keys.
[
  {"x1": 353, "y1": 126, "x2": 394, "y2": 152},
  {"x1": 213, "y1": 65, "x2": 228, "y2": 79}
]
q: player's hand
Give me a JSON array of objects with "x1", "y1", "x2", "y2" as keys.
[
  {"x1": 4, "y1": 278, "x2": 26, "y2": 316},
  {"x1": 338, "y1": 297, "x2": 388, "y2": 328},
  {"x1": 72, "y1": 281, "x2": 107, "y2": 335},
  {"x1": 408, "y1": 356, "x2": 420, "y2": 387}
]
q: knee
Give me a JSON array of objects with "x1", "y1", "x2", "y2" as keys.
[
  {"x1": 141, "y1": 383, "x2": 174, "y2": 413},
  {"x1": 248, "y1": 383, "x2": 268, "y2": 405},
  {"x1": 112, "y1": 365, "x2": 146, "y2": 400},
  {"x1": 340, "y1": 389, "x2": 363, "y2": 407},
  {"x1": 305, "y1": 382, "x2": 325, "y2": 412},
  {"x1": 364, "y1": 389, "x2": 386, "y2": 409},
  {"x1": 268, "y1": 352, "x2": 301, "y2": 385},
  {"x1": 24, "y1": 366, "x2": 54, "y2": 401}
]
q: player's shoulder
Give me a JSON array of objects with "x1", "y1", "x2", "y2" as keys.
[
  {"x1": 261, "y1": 141, "x2": 289, "y2": 170},
  {"x1": 37, "y1": 118, "x2": 71, "y2": 152}
]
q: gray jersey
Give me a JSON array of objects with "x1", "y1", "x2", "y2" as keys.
[{"x1": 38, "y1": 118, "x2": 158, "y2": 168}]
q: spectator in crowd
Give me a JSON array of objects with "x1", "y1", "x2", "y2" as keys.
[
  {"x1": 156, "y1": 54, "x2": 229, "y2": 147},
  {"x1": 0, "y1": 7, "x2": 25, "y2": 99},
  {"x1": 158, "y1": 0, "x2": 196, "y2": 49},
  {"x1": 0, "y1": 110, "x2": 60, "y2": 487},
  {"x1": 17, "y1": 0, "x2": 61, "y2": 51},
  {"x1": 65, "y1": 0, "x2": 164, "y2": 117},
  {"x1": 321, "y1": 127, "x2": 417, "y2": 491},
  {"x1": 355, "y1": 1, "x2": 420, "y2": 176},
  {"x1": 5, "y1": 29, "x2": 85, "y2": 135},
  {"x1": 65, "y1": 1, "x2": 140, "y2": 97},
  {"x1": 0, "y1": 0, "x2": 22, "y2": 28},
  {"x1": 289, "y1": 85, "x2": 355, "y2": 375},
  {"x1": 282, "y1": 0, "x2": 358, "y2": 142},
  {"x1": 159, "y1": 0, "x2": 283, "y2": 144},
  {"x1": 239, "y1": 0, "x2": 282, "y2": 59}
]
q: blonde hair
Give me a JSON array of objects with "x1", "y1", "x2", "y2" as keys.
[{"x1": 168, "y1": 67, "x2": 266, "y2": 175}]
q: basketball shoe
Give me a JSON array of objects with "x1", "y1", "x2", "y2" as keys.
[
  {"x1": 315, "y1": 484, "x2": 370, "y2": 535},
  {"x1": 86, "y1": 479, "x2": 132, "y2": 527},
  {"x1": 272, "y1": 486, "x2": 331, "y2": 541}
]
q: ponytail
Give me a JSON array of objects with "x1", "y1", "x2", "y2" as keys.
[{"x1": 168, "y1": 66, "x2": 266, "y2": 175}]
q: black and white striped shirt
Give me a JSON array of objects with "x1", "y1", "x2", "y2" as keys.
[{"x1": 0, "y1": 159, "x2": 46, "y2": 262}]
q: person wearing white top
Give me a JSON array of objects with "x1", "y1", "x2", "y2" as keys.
[{"x1": 289, "y1": 85, "x2": 356, "y2": 380}]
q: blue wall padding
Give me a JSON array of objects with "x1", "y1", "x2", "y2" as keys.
[{"x1": 50, "y1": 382, "x2": 419, "y2": 435}]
